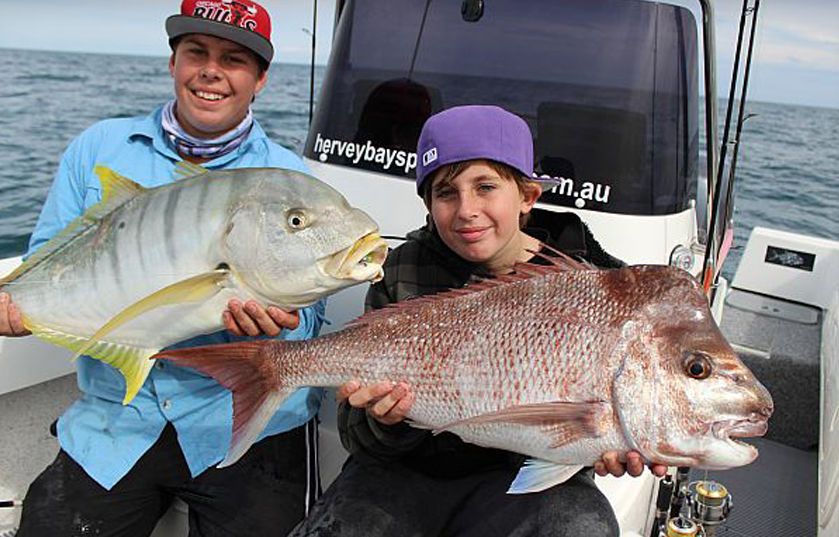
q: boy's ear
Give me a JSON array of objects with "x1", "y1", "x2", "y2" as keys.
[{"x1": 520, "y1": 183, "x2": 542, "y2": 214}]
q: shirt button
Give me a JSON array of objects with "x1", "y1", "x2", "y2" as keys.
[{"x1": 162, "y1": 399, "x2": 173, "y2": 410}]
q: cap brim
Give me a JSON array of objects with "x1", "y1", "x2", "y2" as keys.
[{"x1": 166, "y1": 15, "x2": 273, "y2": 64}]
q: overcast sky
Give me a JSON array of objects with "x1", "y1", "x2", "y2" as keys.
[{"x1": 0, "y1": 0, "x2": 836, "y2": 108}]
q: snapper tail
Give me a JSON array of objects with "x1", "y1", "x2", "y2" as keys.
[{"x1": 154, "y1": 341, "x2": 296, "y2": 467}]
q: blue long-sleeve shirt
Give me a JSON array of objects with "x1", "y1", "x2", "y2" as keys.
[{"x1": 27, "y1": 105, "x2": 324, "y2": 490}]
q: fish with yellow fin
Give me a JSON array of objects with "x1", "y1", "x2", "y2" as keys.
[{"x1": 0, "y1": 163, "x2": 387, "y2": 404}]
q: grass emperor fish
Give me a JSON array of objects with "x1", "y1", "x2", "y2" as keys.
[
  {"x1": 156, "y1": 251, "x2": 773, "y2": 493},
  {"x1": 0, "y1": 164, "x2": 388, "y2": 404}
]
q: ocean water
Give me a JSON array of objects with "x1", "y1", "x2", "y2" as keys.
[{"x1": 1, "y1": 48, "x2": 837, "y2": 278}]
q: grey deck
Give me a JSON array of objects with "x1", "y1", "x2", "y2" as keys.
[
  {"x1": 0, "y1": 374, "x2": 80, "y2": 531},
  {"x1": 721, "y1": 288, "x2": 822, "y2": 449}
]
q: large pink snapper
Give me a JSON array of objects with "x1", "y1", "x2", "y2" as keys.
[{"x1": 157, "y1": 254, "x2": 773, "y2": 493}]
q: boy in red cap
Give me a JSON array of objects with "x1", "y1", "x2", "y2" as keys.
[
  {"x1": 291, "y1": 105, "x2": 666, "y2": 537},
  {"x1": 5, "y1": 2, "x2": 324, "y2": 535}
]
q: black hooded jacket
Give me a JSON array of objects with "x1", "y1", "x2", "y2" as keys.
[{"x1": 337, "y1": 210, "x2": 623, "y2": 477}]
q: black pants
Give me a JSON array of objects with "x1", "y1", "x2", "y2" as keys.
[
  {"x1": 17, "y1": 420, "x2": 320, "y2": 537},
  {"x1": 289, "y1": 456, "x2": 618, "y2": 537}
]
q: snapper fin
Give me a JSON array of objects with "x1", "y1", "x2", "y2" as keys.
[
  {"x1": 174, "y1": 160, "x2": 209, "y2": 179},
  {"x1": 508, "y1": 459, "x2": 585, "y2": 494},
  {"x1": 22, "y1": 316, "x2": 157, "y2": 405},
  {"x1": 0, "y1": 166, "x2": 145, "y2": 284},
  {"x1": 154, "y1": 340, "x2": 293, "y2": 467},
  {"x1": 345, "y1": 244, "x2": 592, "y2": 329},
  {"x1": 433, "y1": 401, "x2": 607, "y2": 447}
]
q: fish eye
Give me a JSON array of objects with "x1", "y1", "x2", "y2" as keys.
[
  {"x1": 684, "y1": 352, "x2": 712, "y2": 380},
  {"x1": 287, "y1": 210, "x2": 309, "y2": 230}
]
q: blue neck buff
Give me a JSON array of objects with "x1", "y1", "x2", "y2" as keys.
[{"x1": 161, "y1": 99, "x2": 253, "y2": 160}]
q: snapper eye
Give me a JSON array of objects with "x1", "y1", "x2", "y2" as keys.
[
  {"x1": 685, "y1": 352, "x2": 712, "y2": 380},
  {"x1": 287, "y1": 210, "x2": 309, "y2": 230}
]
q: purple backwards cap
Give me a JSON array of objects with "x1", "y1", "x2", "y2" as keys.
[{"x1": 415, "y1": 105, "x2": 533, "y2": 195}]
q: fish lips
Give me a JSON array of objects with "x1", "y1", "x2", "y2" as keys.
[
  {"x1": 722, "y1": 418, "x2": 769, "y2": 439},
  {"x1": 710, "y1": 416, "x2": 769, "y2": 465},
  {"x1": 712, "y1": 416, "x2": 769, "y2": 441},
  {"x1": 320, "y1": 232, "x2": 388, "y2": 283},
  {"x1": 694, "y1": 417, "x2": 768, "y2": 469}
]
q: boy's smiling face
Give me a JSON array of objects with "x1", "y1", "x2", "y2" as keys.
[
  {"x1": 429, "y1": 161, "x2": 539, "y2": 272},
  {"x1": 169, "y1": 34, "x2": 267, "y2": 138}
]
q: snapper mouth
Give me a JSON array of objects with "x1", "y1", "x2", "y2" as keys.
[
  {"x1": 711, "y1": 416, "x2": 768, "y2": 459},
  {"x1": 322, "y1": 233, "x2": 388, "y2": 283}
]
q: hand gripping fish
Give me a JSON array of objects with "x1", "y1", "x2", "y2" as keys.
[
  {"x1": 0, "y1": 164, "x2": 387, "y2": 404},
  {"x1": 155, "y1": 252, "x2": 773, "y2": 494}
]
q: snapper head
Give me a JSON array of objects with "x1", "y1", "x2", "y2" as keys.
[
  {"x1": 610, "y1": 266, "x2": 773, "y2": 470},
  {"x1": 220, "y1": 169, "x2": 387, "y2": 308}
]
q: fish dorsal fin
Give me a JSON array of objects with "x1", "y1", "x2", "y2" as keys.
[
  {"x1": 345, "y1": 242, "x2": 592, "y2": 329},
  {"x1": 96, "y1": 166, "x2": 146, "y2": 206},
  {"x1": 174, "y1": 160, "x2": 209, "y2": 179},
  {"x1": 1, "y1": 166, "x2": 145, "y2": 285}
]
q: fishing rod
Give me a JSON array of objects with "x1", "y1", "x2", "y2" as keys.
[
  {"x1": 306, "y1": 0, "x2": 318, "y2": 126},
  {"x1": 407, "y1": 0, "x2": 433, "y2": 80},
  {"x1": 701, "y1": 0, "x2": 761, "y2": 301},
  {"x1": 717, "y1": 0, "x2": 761, "y2": 271}
]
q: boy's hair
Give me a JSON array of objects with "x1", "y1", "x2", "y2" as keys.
[
  {"x1": 421, "y1": 159, "x2": 540, "y2": 228},
  {"x1": 169, "y1": 36, "x2": 269, "y2": 75}
]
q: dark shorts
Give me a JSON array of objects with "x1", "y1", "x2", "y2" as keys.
[
  {"x1": 17, "y1": 419, "x2": 320, "y2": 537},
  {"x1": 289, "y1": 456, "x2": 618, "y2": 537}
]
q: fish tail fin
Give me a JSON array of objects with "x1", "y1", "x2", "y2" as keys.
[{"x1": 154, "y1": 341, "x2": 293, "y2": 466}]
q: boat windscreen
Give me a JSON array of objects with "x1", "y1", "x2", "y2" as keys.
[{"x1": 305, "y1": 0, "x2": 699, "y2": 216}]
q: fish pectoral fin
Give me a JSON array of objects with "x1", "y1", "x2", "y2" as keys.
[
  {"x1": 433, "y1": 401, "x2": 607, "y2": 441},
  {"x1": 75, "y1": 270, "x2": 231, "y2": 360},
  {"x1": 508, "y1": 459, "x2": 585, "y2": 494}
]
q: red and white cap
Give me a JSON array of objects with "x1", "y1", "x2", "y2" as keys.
[{"x1": 166, "y1": 0, "x2": 274, "y2": 64}]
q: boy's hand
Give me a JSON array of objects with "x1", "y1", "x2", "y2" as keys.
[
  {"x1": 223, "y1": 299, "x2": 299, "y2": 337},
  {"x1": 0, "y1": 293, "x2": 31, "y2": 337},
  {"x1": 594, "y1": 450, "x2": 668, "y2": 478},
  {"x1": 339, "y1": 380, "x2": 414, "y2": 426}
]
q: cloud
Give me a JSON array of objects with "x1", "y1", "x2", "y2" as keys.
[{"x1": 715, "y1": 0, "x2": 839, "y2": 73}]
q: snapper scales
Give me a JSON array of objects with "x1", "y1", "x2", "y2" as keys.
[
  {"x1": 1, "y1": 164, "x2": 387, "y2": 405},
  {"x1": 157, "y1": 252, "x2": 773, "y2": 493}
]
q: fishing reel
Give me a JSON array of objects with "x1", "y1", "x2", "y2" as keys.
[
  {"x1": 686, "y1": 480, "x2": 732, "y2": 536},
  {"x1": 650, "y1": 468, "x2": 733, "y2": 537},
  {"x1": 665, "y1": 516, "x2": 700, "y2": 537}
]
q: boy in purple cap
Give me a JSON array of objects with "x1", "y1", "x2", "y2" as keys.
[
  {"x1": 291, "y1": 105, "x2": 665, "y2": 537},
  {"x1": 3, "y1": 1, "x2": 323, "y2": 535}
]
